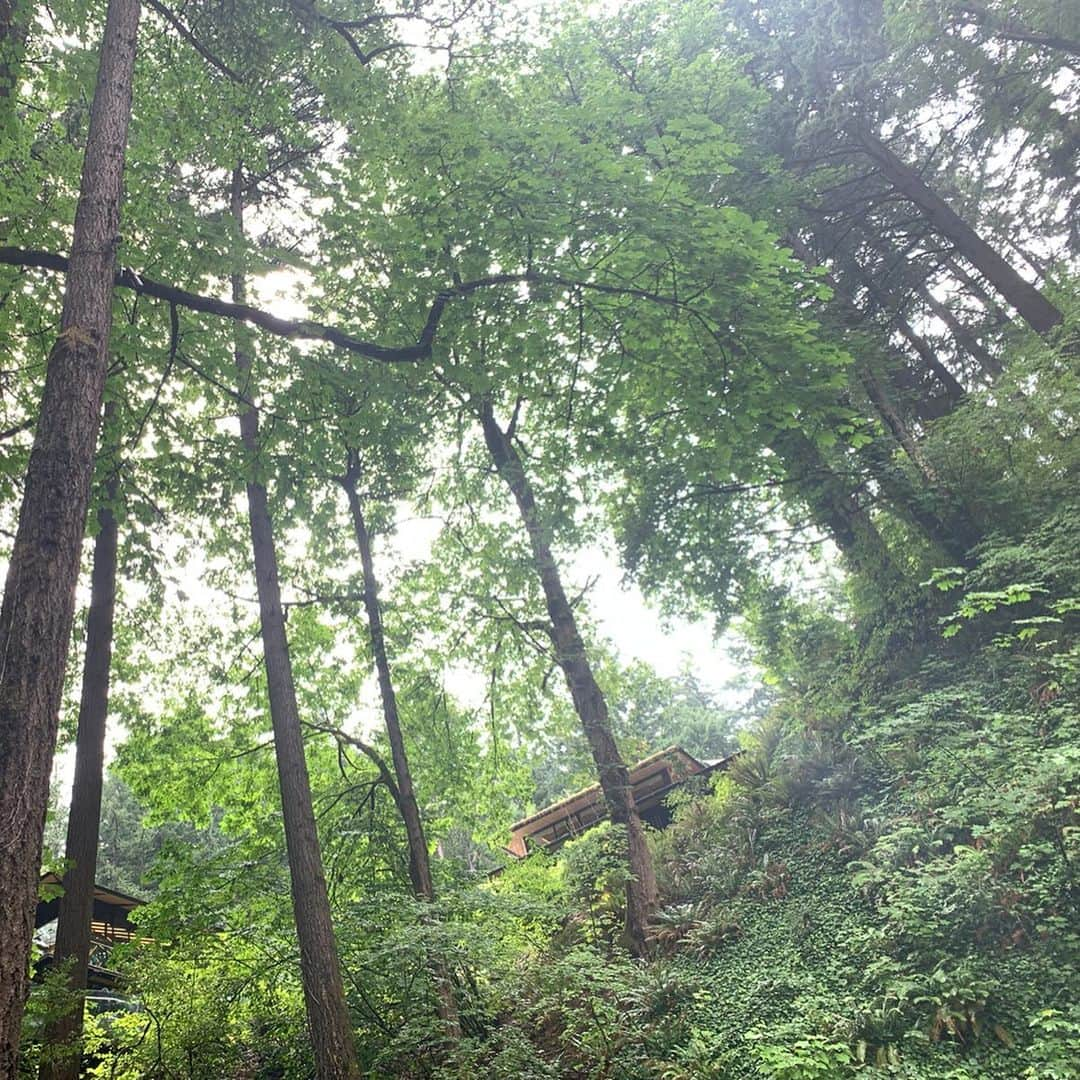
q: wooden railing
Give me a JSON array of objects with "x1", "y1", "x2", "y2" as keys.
[{"x1": 90, "y1": 920, "x2": 138, "y2": 943}]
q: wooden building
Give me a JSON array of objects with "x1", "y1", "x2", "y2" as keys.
[
  {"x1": 507, "y1": 745, "x2": 733, "y2": 858},
  {"x1": 35, "y1": 874, "x2": 144, "y2": 989}
]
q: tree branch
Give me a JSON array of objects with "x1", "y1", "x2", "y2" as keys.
[
  {"x1": 0, "y1": 246, "x2": 690, "y2": 364},
  {"x1": 952, "y1": 2, "x2": 1080, "y2": 59},
  {"x1": 303, "y1": 720, "x2": 403, "y2": 810},
  {"x1": 0, "y1": 418, "x2": 33, "y2": 440},
  {"x1": 145, "y1": 0, "x2": 244, "y2": 83},
  {"x1": 289, "y1": 0, "x2": 407, "y2": 65}
]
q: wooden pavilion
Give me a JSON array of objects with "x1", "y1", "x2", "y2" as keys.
[
  {"x1": 506, "y1": 745, "x2": 734, "y2": 858},
  {"x1": 35, "y1": 874, "x2": 144, "y2": 989}
]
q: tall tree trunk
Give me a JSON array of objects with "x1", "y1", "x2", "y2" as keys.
[
  {"x1": 784, "y1": 234, "x2": 976, "y2": 557},
  {"x1": 785, "y1": 233, "x2": 958, "y2": 476},
  {"x1": 845, "y1": 225, "x2": 1005, "y2": 384},
  {"x1": 858, "y1": 434, "x2": 978, "y2": 562},
  {"x1": 851, "y1": 368, "x2": 970, "y2": 553},
  {"x1": 230, "y1": 175, "x2": 360, "y2": 1080},
  {"x1": 854, "y1": 130, "x2": 1063, "y2": 334},
  {"x1": 771, "y1": 429, "x2": 902, "y2": 583},
  {"x1": 478, "y1": 400, "x2": 658, "y2": 957},
  {"x1": 0, "y1": 0, "x2": 26, "y2": 108},
  {"x1": 855, "y1": 365, "x2": 936, "y2": 484},
  {"x1": 946, "y1": 258, "x2": 1011, "y2": 329},
  {"x1": 339, "y1": 456, "x2": 460, "y2": 1039},
  {"x1": 855, "y1": 366, "x2": 979, "y2": 558},
  {"x1": 39, "y1": 423, "x2": 120, "y2": 1080},
  {"x1": 915, "y1": 284, "x2": 1003, "y2": 380},
  {"x1": 892, "y1": 312, "x2": 968, "y2": 405},
  {"x1": 838, "y1": 245, "x2": 969, "y2": 406},
  {"x1": 0, "y1": 1, "x2": 139, "y2": 1072}
]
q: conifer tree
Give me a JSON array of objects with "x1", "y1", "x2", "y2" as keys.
[{"x1": 0, "y1": 0, "x2": 140, "y2": 1068}]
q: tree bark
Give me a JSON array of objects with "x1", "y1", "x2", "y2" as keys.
[
  {"x1": 339, "y1": 457, "x2": 460, "y2": 1039},
  {"x1": 478, "y1": 400, "x2": 658, "y2": 957},
  {"x1": 0, "y1": 0, "x2": 139, "y2": 1072},
  {"x1": 231, "y1": 175, "x2": 361, "y2": 1080},
  {"x1": 38, "y1": 430, "x2": 120, "y2": 1080},
  {"x1": 854, "y1": 130, "x2": 1063, "y2": 334},
  {"x1": 0, "y1": 0, "x2": 27, "y2": 107}
]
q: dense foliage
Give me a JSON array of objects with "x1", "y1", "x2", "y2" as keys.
[{"x1": 1, "y1": 0, "x2": 1077, "y2": 1075}]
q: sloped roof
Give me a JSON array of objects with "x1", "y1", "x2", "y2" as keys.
[
  {"x1": 510, "y1": 745, "x2": 706, "y2": 834},
  {"x1": 506, "y1": 745, "x2": 730, "y2": 858},
  {"x1": 38, "y1": 872, "x2": 144, "y2": 917}
]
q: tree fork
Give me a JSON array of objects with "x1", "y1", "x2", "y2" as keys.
[
  {"x1": 478, "y1": 398, "x2": 658, "y2": 956},
  {"x1": 0, "y1": 0, "x2": 139, "y2": 1070},
  {"x1": 231, "y1": 172, "x2": 361, "y2": 1080}
]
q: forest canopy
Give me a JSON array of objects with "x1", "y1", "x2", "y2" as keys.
[{"x1": 0, "y1": 0, "x2": 1077, "y2": 1077}]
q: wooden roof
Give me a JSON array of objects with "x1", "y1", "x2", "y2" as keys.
[
  {"x1": 35, "y1": 875, "x2": 147, "y2": 989},
  {"x1": 37, "y1": 873, "x2": 144, "y2": 921},
  {"x1": 507, "y1": 745, "x2": 730, "y2": 858},
  {"x1": 36, "y1": 874, "x2": 145, "y2": 946}
]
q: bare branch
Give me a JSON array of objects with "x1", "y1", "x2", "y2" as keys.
[
  {"x1": 302, "y1": 720, "x2": 403, "y2": 810},
  {"x1": 145, "y1": 0, "x2": 244, "y2": 83}
]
